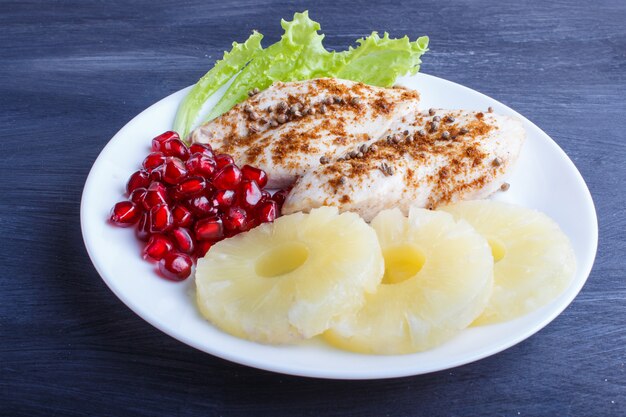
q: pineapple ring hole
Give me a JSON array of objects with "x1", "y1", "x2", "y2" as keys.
[
  {"x1": 382, "y1": 244, "x2": 426, "y2": 285},
  {"x1": 487, "y1": 237, "x2": 506, "y2": 263},
  {"x1": 255, "y1": 242, "x2": 309, "y2": 278}
]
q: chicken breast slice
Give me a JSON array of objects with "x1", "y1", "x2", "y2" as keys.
[
  {"x1": 190, "y1": 78, "x2": 421, "y2": 188},
  {"x1": 282, "y1": 109, "x2": 525, "y2": 221}
]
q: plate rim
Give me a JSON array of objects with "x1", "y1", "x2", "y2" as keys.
[{"x1": 81, "y1": 72, "x2": 598, "y2": 379}]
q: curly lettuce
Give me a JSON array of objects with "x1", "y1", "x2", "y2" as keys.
[
  {"x1": 174, "y1": 11, "x2": 428, "y2": 138},
  {"x1": 333, "y1": 32, "x2": 429, "y2": 87},
  {"x1": 173, "y1": 31, "x2": 263, "y2": 139}
]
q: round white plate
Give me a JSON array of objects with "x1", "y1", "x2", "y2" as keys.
[{"x1": 81, "y1": 73, "x2": 598, "y2": 379}]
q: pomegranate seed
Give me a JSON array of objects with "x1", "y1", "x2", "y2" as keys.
[
  {"x1": 257, "y1": 200, "x2": 278, "y2": 223},
  {"x1": 195, "y1": 240, "x2": 213, "y2": 258},
  {"x1": 161, "y1": 138, "x2": 190, "y2": 160},
  {"x1": 241, "y1": 165, "x2": 268, "y2": 188},
  {"x1": 142, "y1": 152, "x2": 166, "y2": 171},
  {"x1": 240, "y1": 180, "x2": 262, "y2": 208},
  {"x1": 189, "y1": 143, "x2": 213, "y2": 157},
  {"x1": 173, "y1": 176, "x2": 206, "y2": 198},
  {"x1": 244, "y1": 217, "x2": 260, "y2": 232},
  {"x1": 166, "y1": 185, "x2": 178, "y2": 202},
  {"x1": 261, "y1": 190, "x2": 271, "y2": 201},
  {"x1": 172, "y1": 204, "x2": 194, "y2": 227},
  {"x1": 151, "y1": 131, "x2": 179, "y2": 152},
  {"x1": 169, "y1": 227, "x2": 195, "y2": 254},
  {"x1": 158, "y1": 252, "x2": 193, "y2": 281},
  {"x1": 110, "y1": 201, "x2": 142, "y2": 227},
  {"x1": 148, "y1": 164, "x2": 164, "y2": 181},
  {"x1": 272, "y1": 189, "x2": 289, "y2": 209},
  {"x1": 185, "y1": 153, "x2": 216, "y2": 178},
  {"x1": 186, "y1": 195, "x2": 217, "y2": 217},
  {"x1": 149, "y1": 203, "x2": 174, "y2": 233},
  {"x1": 214, "y1": 189, "x2": 236, "y2": 209},
  {"x1": 162, "y1": 157, "x2": 188, "y2": 185},
  {"x1": 215, "y1": 154, "x2": 234, "y2": 170},
  {"x1": 126, "y1": 170, "x2": 151, "y2": 195},
  {"x1": 129, "y1": 187, "x2": 147, "y2": 207},
  {"x1": 223, "y1": 207, "x2": 248, "y2": 231},
  {"x1": 205, "y1": 183, "x2": 216, "y2": 198},
  {"x1": 170, "y1": 181, "x2": 210, "y2": 203},
  {"x1": 143, "y1": 182, "x2": 169, "y2": 209},
  {"x1": 143, "y1": 234, "x2": 173, "y2": 262},
  {"x1": 136, "y1": 212, "x2": 151, "y2": 241},
  {"x1": 213, "y1": 164, "x2": 242, "y2": 190},
  {"x1": 195, "y1": 216, "x2": 224, "y2": 240}
]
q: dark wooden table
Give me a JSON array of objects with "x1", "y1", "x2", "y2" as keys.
[{"x1": 2, "y1": 1, "x2": 624, "y2": 415}]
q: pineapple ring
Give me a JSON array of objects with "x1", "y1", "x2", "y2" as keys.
[
  {"x1": 441, "y1": 200, "x2": 576, "y2": 325},
  {"x1": 195, "y1": 206, "x2": 384, "y2": 344},
  {"x1": 324, "y1": 207, "x2": 494, "y2": 355}
]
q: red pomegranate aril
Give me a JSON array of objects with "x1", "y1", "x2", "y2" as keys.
[
  {"x1": 195, "y1": 216, "x2": 224, "y2": 240},
  {"x1": 240, "y1": 180, "x2": 263, "y2": 208},
  {"x1": 161, "y1": 138, "x2": 190, "y2": 160},
  {"x1": 162, "y1": 157, "x2": 188, "y2": 185},
  {"x1": 257, "y1": 200, "x2": 278, "y2": 223},
  {"x1": 241, "y1": 165, "x2": 268, "y2": 188},
  {"x1": 158, "y1": 252, "x2": 193, "y2": 281},
  {"x1": 261, "y1": 190, "x2": 271, "y2": 201},
  {"x1": 142, "y1": 152, "x2": 166, "y2": 171},
  {"x1": 166, "y1": 185, "x2": 179, "y2": 202},
  {"x1": 186, "y1": 153, "x2": 216, "y2": 178},
  {"x1": 149, "y1": 203, "x2": 174, "y2": 233},
  {"x1": 204, "y1": 183, "x2": 216, "y2": 199},
  {"x1": 169, "y1": 227, "x2": 195, "y2": 254},
  {"x1": 143, "y1": 182, "x2": 169, "y2": 209},
  {"x1": 215, "y1": 154, "x2": 234, "y2": 170},
  {"x1": 129, "y1": 187, "x2": 147, "y2": 207},
  {"x1": 214, "y1": 189, "x2": 236, "y2": 209},
  {"x1": 148, "y1": 164, "x2": 164, "y2": 181},
  {"x1": 187, "y1": 195, "x2": 217, "y2": 217},
  {"x1": 143, "y1": 234, "x2": 173, "y2": 262},
  {"x1": 272, "y1": 189, "x2": 289, "y2": 208},
  {"x1": 223, "y1": 228, "x2": 237, "y2": 238},
  {"x1": 174, "y1": 176, "x2": 206, "y2": 198},
  {"x1": 136, "y1": 212, "x2": 151, "y2": 241},
  {"x1": 172, "y1": 204, "x2": 194, "y2": 227},
  {"x1": 126, "y1": 170, "x2": 151, "y2": 195},
  {"x1": 170, "y1": 181, "x2": 209, "y2": 202},
  {"x1": 189, "y1": 143, "x2": 214, "y2": 157},
  {"x1": 195, "y1": 240, "x2": 213, "y2": 258},
  {"x1": 151, "y1": 131, "x2": 179, "y2": 152},
  {"x1": 245, "y1": 216, "x2": 261, "y2": 232},
  {"x1": 213, "y1": 164, "x2": 242, "y2": 190},
  {"x1": 110, "y1": 201, "x2": 142, "y2": 227},
  {"x1": 223, "y1": 206, "x2": 247, "y2": 231}
]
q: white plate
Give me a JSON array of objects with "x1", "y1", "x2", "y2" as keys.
[{"x1": 81, "y1": 73, "x2": 598, "y2": 379}]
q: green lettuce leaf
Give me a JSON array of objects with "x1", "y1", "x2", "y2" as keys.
[
  {"x1": 334, "y1": 32, "x2": 429, "y2": 87},
  {"x1": 173, "y1": 31, "x2": 263, "y2": 139},
  {"x1": 204, "y1": 11, "x2": 332, "y2": 121},
  {"x1": 175, "y1": 11, "x2": 429, "y2": 135}
]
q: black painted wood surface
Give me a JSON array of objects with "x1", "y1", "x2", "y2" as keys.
[{"x1": 1, "y1": 1, "x2": 624, "y2": 416}]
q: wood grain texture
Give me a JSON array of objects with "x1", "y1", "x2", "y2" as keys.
[{"x1": 1, "y1": 0, "x2": 624, "y2": 416}]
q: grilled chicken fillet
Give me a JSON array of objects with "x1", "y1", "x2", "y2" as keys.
[
  {"x1": 282, "y1": 109, "x2": 525, "y2": 221},
  {"x1": 190, "y1": 78, "x2": 421, "y2": 188},
  {"x1": 190, "y1": 78, "x2": 525, "y2": 220}
]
